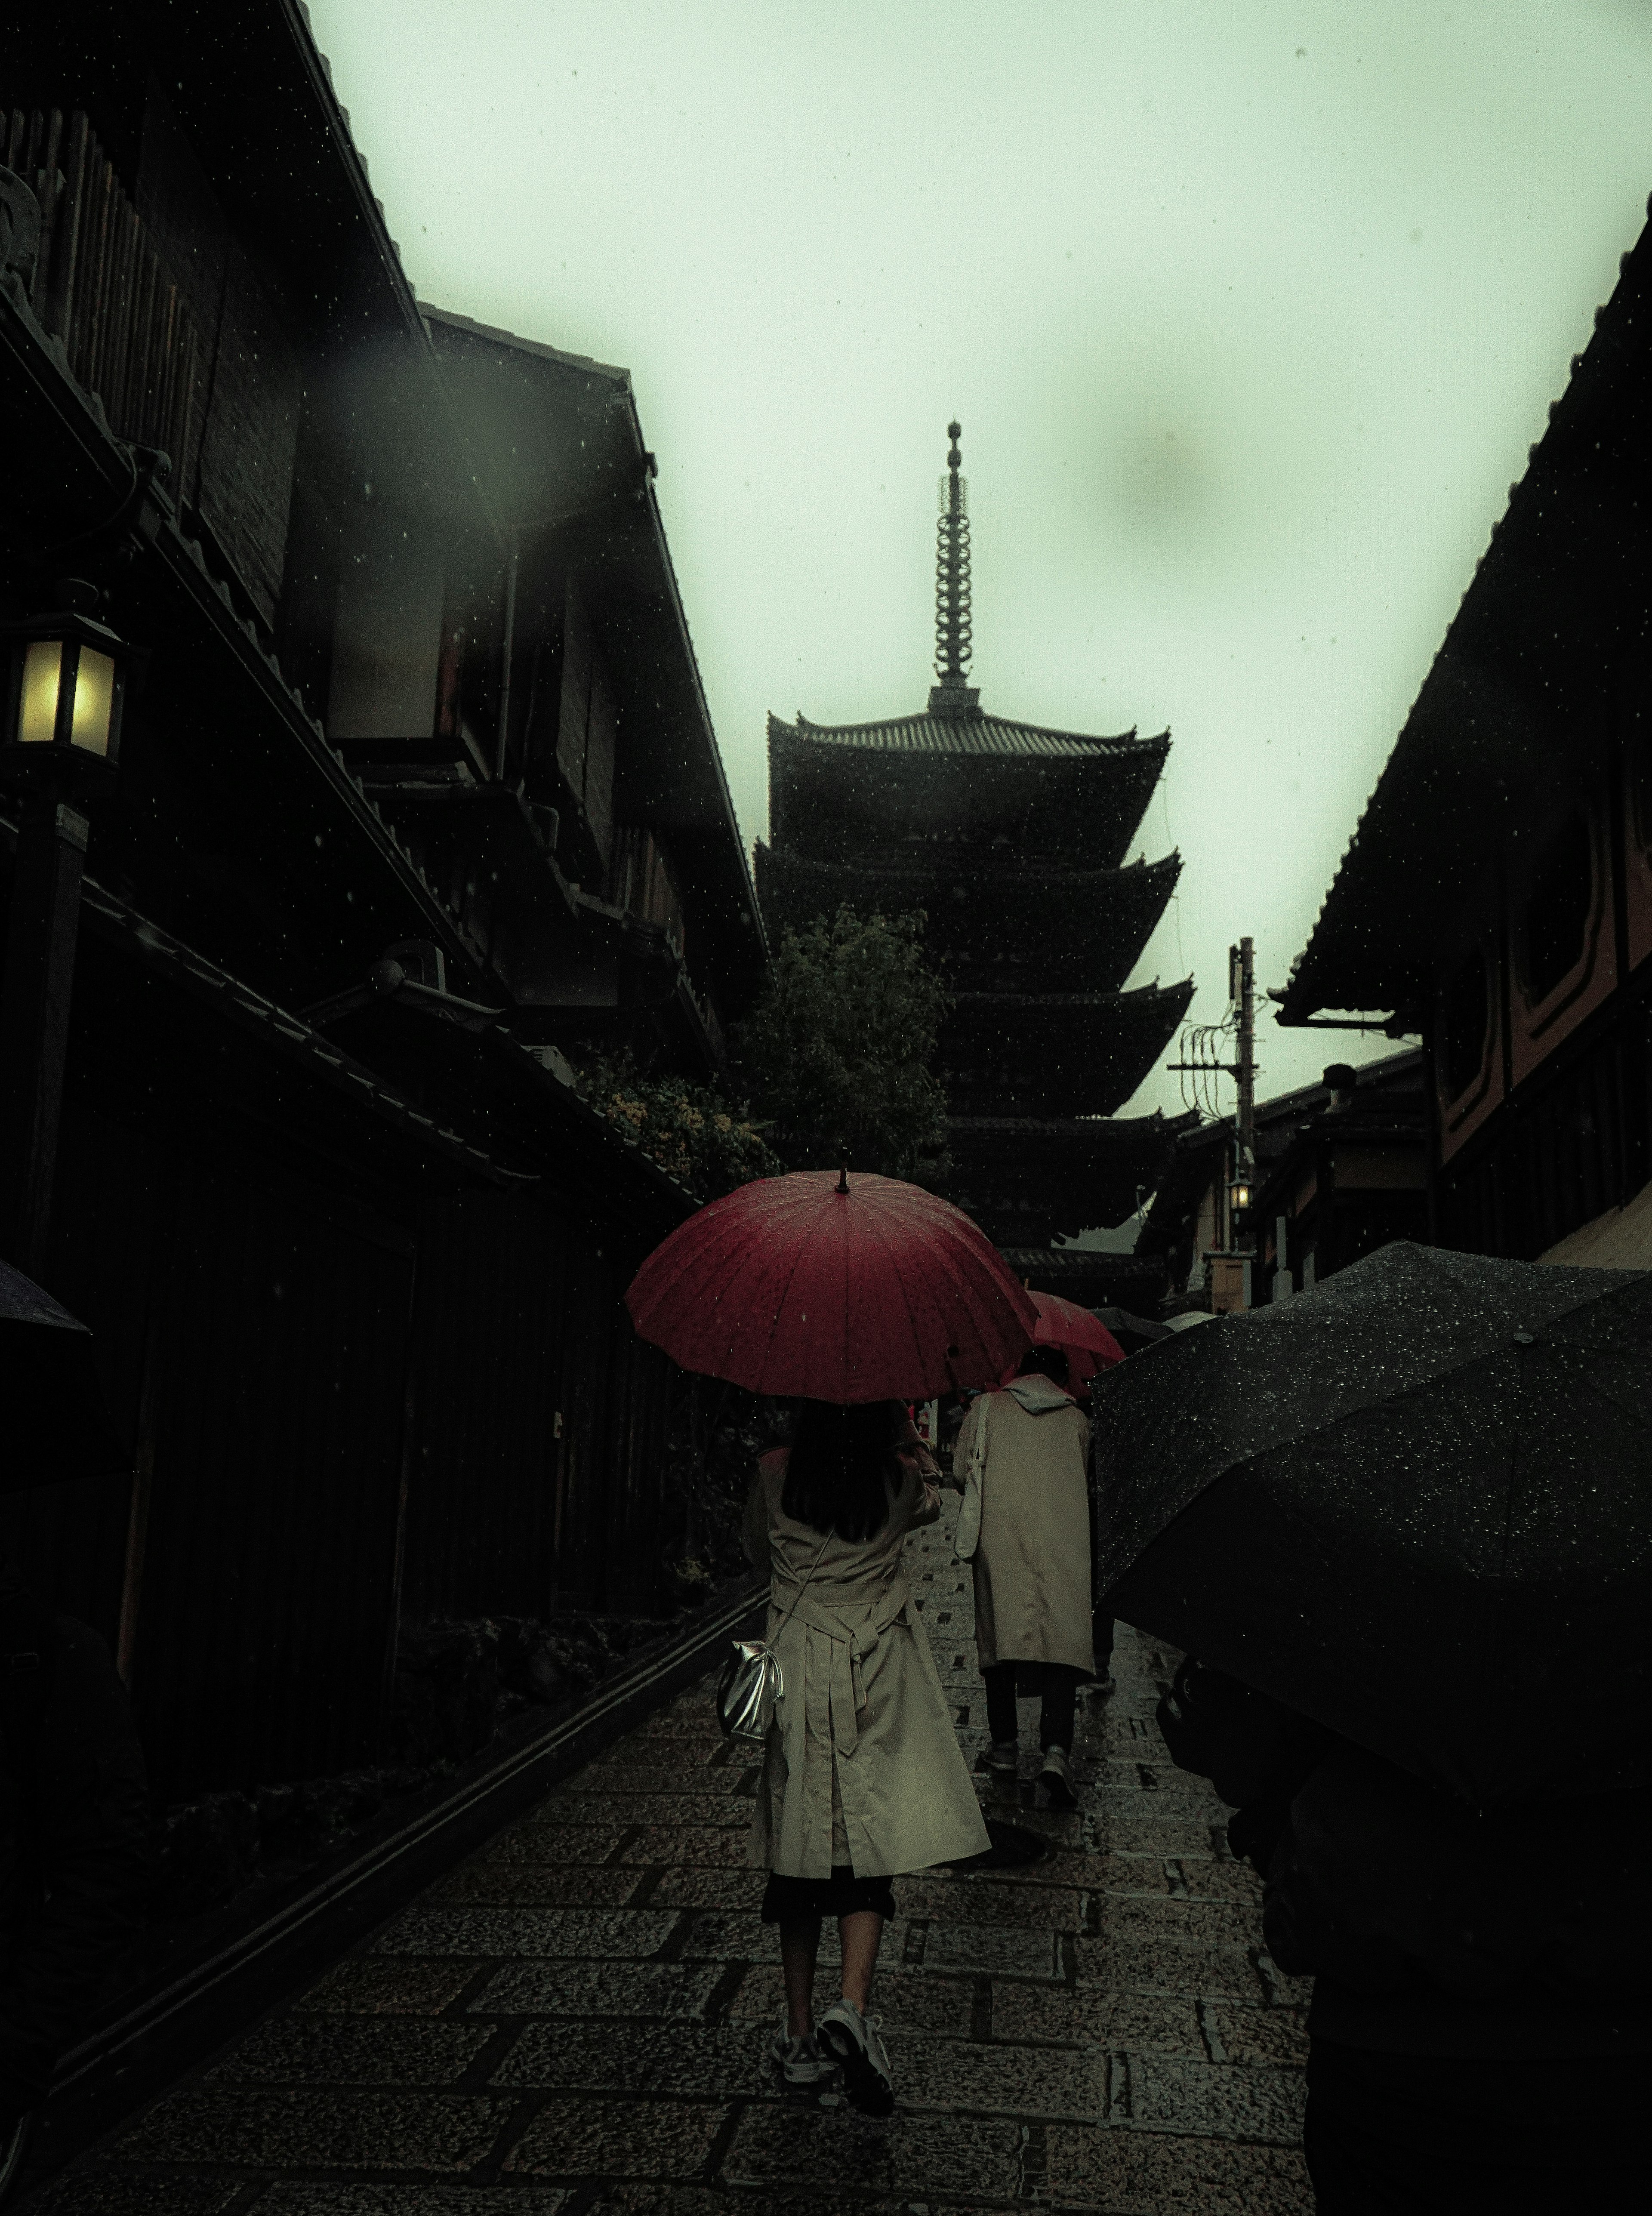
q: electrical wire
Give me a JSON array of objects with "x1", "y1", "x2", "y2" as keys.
[{"x1": 1174, "y1": 1007, "x2": 1240, "y2": 1122}]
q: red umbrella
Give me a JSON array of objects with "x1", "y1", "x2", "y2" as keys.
[
  {"x1": 626, "y1": 1169, "x2": 1037, "y2": 1403},
  {"x1": 998, "y1": 1288, "x2": 1126, "y2": 1389}
]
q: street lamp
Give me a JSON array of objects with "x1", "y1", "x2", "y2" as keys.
[
  {"x1": 0, "y1": 581, "x2": 140, "y2": 1277},
  {"x1": 1228, "y1": 1173, "x2": 1252, "y2": 1216},
  {"x1": 1, "y1": 580, "x2": 133, "y2": 791}
]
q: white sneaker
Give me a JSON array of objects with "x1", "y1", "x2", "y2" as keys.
[
  {"x1": 817, "y1": 1997, "x2": 894, "y2": 2117},
  {"x1": 1034, "y1": 1744, "x2": 1080, "y2": 1811},
  {"x1": 769, "y1": 2022, "x2": 836, "y2": 2090}
]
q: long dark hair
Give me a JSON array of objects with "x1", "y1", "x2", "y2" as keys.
[{"x1": 782, "y1": 1398, "x2": 906, "y2": 1542}]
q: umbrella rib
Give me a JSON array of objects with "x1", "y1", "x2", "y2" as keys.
[
  {"x1": 842, "y1": 1187, "x2": 919, "y2": 1398},
  {"x1": 628, "y1": 1170, "x2": 1032, "y2": 1402},
  {"x1": 704, "y1": 1177, "x2": 833, "y2": 1396}
]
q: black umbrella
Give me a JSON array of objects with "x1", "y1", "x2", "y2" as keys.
[
  {"x1": 1093, "y1": 1242, "x2": 1652, "y2": 1807},
  {"x1": 0, "y1": 1257, "x2": 127, "y2": 1489},
  {"x1": 1090, "y1": 1305, "x2": 1173, "y2": 1353}
]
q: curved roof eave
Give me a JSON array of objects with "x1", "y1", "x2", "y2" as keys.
[{"x1": 770, "y1": 708, "x2": 1168, "y2": 762}]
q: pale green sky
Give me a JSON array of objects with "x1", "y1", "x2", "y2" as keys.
[{"x1": 311, "y1": 0, "x2": 1652, "y2": 1120}]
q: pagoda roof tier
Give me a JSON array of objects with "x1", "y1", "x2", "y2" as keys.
[
  {"x1": 945, "y1": 1112, "x2": 1186, "y2": 1244},
  {"x1": 755, "y1": 844, "x2": 1180, "y2": 993},
  {"x1": 941, "y1": 982, "x2": 1193, "y2": 1118},
  {"x1": 768, "y1": 714, "x2": 1168, "y2": 871},
  {"x1": 775, "y1": 707, "x2": 1159, "y2": 760}
]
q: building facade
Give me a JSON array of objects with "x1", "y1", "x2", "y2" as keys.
[
  {"x1": 0, "y1": 0, "x2": 762, "y2": 1805},
  {"x1": 758, "y1": 423, "x2": 1192, "y2": 1276},
  {"x1": 1140, "y1": 1053, "x2": 1428, "y2": 1309},
  {"x1": 1276, "y1": 199, "x2": 1652, "y2": 1269}
]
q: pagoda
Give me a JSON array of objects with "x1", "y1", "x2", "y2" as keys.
[{"x1": 757, "y1": 423, "x2": 1193, "y2": 1259}]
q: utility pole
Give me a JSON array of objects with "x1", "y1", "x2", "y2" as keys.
[
  {"x1": 1165, "y1": 932, "x2": 1259, "y2": 1306},
  {"x1": 1230, "y1": 936, "x2": 1256, "y2": 1249}
]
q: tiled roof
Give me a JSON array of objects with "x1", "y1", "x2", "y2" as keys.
[
  {"x1": 948, "y1": 1115, "x2": 1180, "y2": 1137},
  {"x1": 419, "y1": 303, "x2": 629, "y2": 386},
  {"x1": 770, "y1": 710, "x2": 1166, "y2": 761},
  {"x1": 63, "y1": 865, "x2": 703, "y2": 1214},
  {"x1": 998, "y1": 1247, "x2": 1164, "y2": 1276},
  {"x1": 77, "y1": 880, "x2": 522, "y2": 1188},
  {"x1": 949, "y1": 987, "x2": 1185, "y2": 1014}
]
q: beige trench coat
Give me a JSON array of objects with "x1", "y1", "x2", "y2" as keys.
[
  {"x1": 743, "y1": 1449, "x2": 989, "y2": 1880},
  {"x1": 952, "y1": 1381, "x2": 1094, "y2": 1674}
]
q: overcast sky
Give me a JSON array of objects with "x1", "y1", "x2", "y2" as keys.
[{"x1": 312, "y1": 0, "x2": 1652, "y2": 1123}]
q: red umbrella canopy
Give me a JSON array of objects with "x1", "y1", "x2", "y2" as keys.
[
  {"x1": 626, "y1": 1169, "x2": 1038, "y2": 1403},
  {"x1": 996, "y1": 1288, "x2": 1126, "y2": 1389}
]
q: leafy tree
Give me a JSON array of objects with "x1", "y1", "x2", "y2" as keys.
[
  {"x1": 574, "y1": 1056, "x2": 781, "y2": 1199},
  {"x1": 735, "y1": 906, "x2": 951, "y2": 1180}
]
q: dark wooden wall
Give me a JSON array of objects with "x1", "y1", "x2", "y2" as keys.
[
  {"x1": 400, "y1": 1192, "x2": 566, "y2": 1625},
  {"x1": 1437, "y1": 991, "x2": 1649, "y2": 1264},
  {"x1": 0, "y1": 1106, "x2": 163, "y2": 1643},
  {"x1": 135, "y1": 1166, "x2": 413, "y2": 1797},
  {"x1": 395, "y1": 1192, "x2": 671, "y2": 1628},
  {"x1": 3, "y1": 1103, "x2": 415, "y2": 1800},
  {"x1": 2, "y1": 1093, "x2": 678, "y2": 1804}
]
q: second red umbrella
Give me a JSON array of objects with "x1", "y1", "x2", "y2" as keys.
[
  {"x1": 1035, "y1": 1288, "x2": 1125, "y2": 1385},
  {"x1": 626, "y1": 1168, "x2": 1037, "y2": 1403},
  {"x1": 993, "y1": 1288, "x2": 1125, "y2": 1389}
]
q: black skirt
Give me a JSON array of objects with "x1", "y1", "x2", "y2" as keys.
[{"x1": 761, "y1": 1867, "x2": 897, "y2": 1923}]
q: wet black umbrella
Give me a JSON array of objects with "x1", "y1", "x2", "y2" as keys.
[
  {"x1": 0, "y1": 1258, "x2": 126, "y2": 1489},
  {"x1": 1090, "y1": 1305, "x2": 1173, "y2": 1353},
  {"x1": 1093, "y1": 1242, "x2": 1652, "y2": 1807}
]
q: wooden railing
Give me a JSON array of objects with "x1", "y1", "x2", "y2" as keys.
[{"x1": 3, "y1": 105, "x2": 200, "y2": 477}]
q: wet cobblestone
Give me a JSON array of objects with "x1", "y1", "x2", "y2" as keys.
[{"x1": 25, "y1": 1499, "x2": 1308, "y2": 2210}]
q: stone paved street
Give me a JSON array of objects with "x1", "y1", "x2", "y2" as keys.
[{"x1": 25, "y1": 1499, "x2": 1312, "y2": 2214}]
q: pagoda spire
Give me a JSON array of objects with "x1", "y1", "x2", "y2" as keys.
[{"x1": 928, "y1": 419, "x2": 982, "y2": 717}]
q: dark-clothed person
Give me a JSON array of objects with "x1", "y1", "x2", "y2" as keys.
[
  {"x1": 1158, "y1": 1657, "x2": 1644, "y2": 2212},
  {"x1": 0, "y1": 1568, "x2": 148, "y2": 2192}
]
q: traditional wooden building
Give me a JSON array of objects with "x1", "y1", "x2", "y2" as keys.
[
  {"x1": 1276, "y1": 198, "x2": 1652, "y2": 1267},
  {"x1": 1138, "y1": 1052, "x2": 1427, "y2": 1308},
  {"x1": 758, "y1": 423, "x2": 1192, "y2": 1259},
  {"x1": 0, "y1": 0, "x2": 762, "y2": 1804}
]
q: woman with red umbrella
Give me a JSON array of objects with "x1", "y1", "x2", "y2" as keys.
[
  {"x1": 628, "y1": 1169, "x2": 1033, "y2": 2116},
  {"x1": 740, "y1": 1396, "x2": 988, "y2": 2114}
]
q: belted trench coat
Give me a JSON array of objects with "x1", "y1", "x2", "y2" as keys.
[{"x1": 743, "y1": 1449, "x2": 990, "y2": 1880}]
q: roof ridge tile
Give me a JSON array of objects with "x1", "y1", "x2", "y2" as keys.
[{"x1": 769, "y1": 707, "x2": 1165, "y2": 760}]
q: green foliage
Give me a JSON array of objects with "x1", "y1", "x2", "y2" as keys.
[
  {"x1": 735, "y1": 906, "x2": 952, "y2": 1181},
  {"x1": 574, "y1": 1057, "x2": 782, "y2": 1200}
]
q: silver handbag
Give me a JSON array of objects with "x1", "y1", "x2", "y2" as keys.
[{"x1": 717, "y1": 1530, "x2": 830, "y2": 1744}]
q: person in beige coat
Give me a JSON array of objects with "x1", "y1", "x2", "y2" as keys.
[
  {"x1": 744, "y1": 1398, "x2": 989, "y2": 2115},
  {"x1": 949, "y1": 1345, "x2": 1096, "y2": 1809}
]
